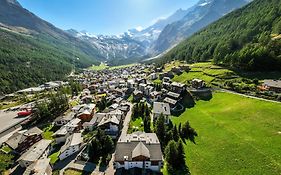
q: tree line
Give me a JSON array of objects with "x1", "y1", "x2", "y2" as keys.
[{"x1": 154, "y1": 114, "x2": 198, "y2": 174}]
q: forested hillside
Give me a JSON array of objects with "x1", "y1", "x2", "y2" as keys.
[
  {"x1": 0, "y1": 29, "x2": 99, "y2": 94},
  {"x1": 161, "y1": 0, "x2": 281, "y2": 71},
  {"x1": 0, "y1": 0, "x2": 102, "y2": 94}
]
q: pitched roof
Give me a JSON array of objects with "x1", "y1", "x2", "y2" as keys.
[
  {"x1": 152, "y1": 102, "x2": 171, "y2": 115},
  {"x1": 132, "y1": 142, "x2": 150, "y2": 159},
  {"x1": 98, "y1": 115, "x2": 120, "y2": 127},
  {"x1": 115, "y1": 132, "x2": 163, "y2": 162},
  {"x1": 52, "y1": 127, "x2": 68, "y2": 136},
  {"x1": 24, "y1": 158, "x2": 51, "y2": 175},
  {"x1": 18, "y1": 140, "x2": 52, "y2": 162},
  {"x1": 5, "y1": 127, "x2": 43, "y2": 149},
  {"x1": 263, "y1": 80, "x2": 281, "y2": 88},
  {"x1": 60, "y1": 133, "x2": 83, "y2": 154},
  {"x1": 171, "y1": 81, "x2": 185, "y2": 88}
]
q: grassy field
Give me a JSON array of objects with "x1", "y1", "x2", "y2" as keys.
[
  {"x1": 89, "y1": 63, "x2": 136, "y2": 71},
  {"x1": 172, "y1": 61, "x2": 235, "y2": 85},
  {"x1": 109, "y1": 63, "x2": 137, "y2": 70},
  {"x1": 64, "y1": 169, "x2": 89, "y2": 175},
  {"x1": 41, "y1": 124, "x2": 54, "y2": 140},
  {"x1": 128, "y1": 117, "x2": 144, "y2": 134},
  {"x1": 49, "y1": 151, "x2": 60, "y2": 164},
  {"x1": 169, "y1": 92, "x2": 281, "y2": 175},
  {"x1": 89, "y1": 62, "x2": 109, "y2": 71}
]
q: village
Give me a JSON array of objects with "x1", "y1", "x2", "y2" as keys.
[{"x1": 0, "y1": 62, "x2": 280, "y2": 175}]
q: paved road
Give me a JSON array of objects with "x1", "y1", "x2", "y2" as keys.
[
  {"x1": 118, "y1": 102, "x2": 133, "y2": 141},
  {"x1": 219, "y1": 89, "x2": 281, "y2": 104},
  {"x1": 105, "y1": 102, "x2": 133, "y2": 175}
]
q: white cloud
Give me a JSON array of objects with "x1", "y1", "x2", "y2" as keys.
[{"x1": 135, "y1": 26, "x2": 144, "y2": 31}]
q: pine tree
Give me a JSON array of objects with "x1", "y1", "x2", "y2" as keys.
[
  {"x1": 164, "y1": 140, "x2": 178, "y2": 172},
  {"x1": 155, "y1": 114, "x2": 166, "y2": 145},
  {"x1": 173, "y1": 125, "x2": 179, "y2": 142},
  {"x1": 177, "y1": 139, "x2": 186, "y2": 168}
]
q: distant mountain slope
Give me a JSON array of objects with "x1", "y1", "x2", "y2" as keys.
[
  {"x1": 66, "y1": 8, "x2": 191, "y2": 61},
  {"x1": 151, "y1": 0, "x2": 249, "y2": 55},
  {"x1": 66, "y1": 29, "x2": 148, "y2": 61},
  {"x1": 161, "y1": 0, "x2": 281, "y2": 71},
  {"x1": 0, "y1": 0, "x2": 101, "y2": 94}
]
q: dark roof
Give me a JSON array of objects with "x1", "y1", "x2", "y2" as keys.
[{"x1": 115, "y1": 142, "x2": 163, "y2": 162}]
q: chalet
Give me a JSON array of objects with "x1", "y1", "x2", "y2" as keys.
[
  {"x1": 114, "y1": 132, "x2": 163, "y2": 172},
  {"x1": 262, "y1": 80, "x2": 281, "y2": 93},
  {"x1": 171, "y1": 67, "x2": 183, "y2": 75},
  {"x1": 81, "y1": 95, "x2": 93, "y2": 104},
  {"x1": 52, "y1": 127, "x2": 69, "y2": 144},
  {"x1": 98, "y1": 114, "x2": 121, "y2": 139},
  {"x1": 152, "y1": 102, "x2": 171, "y2": 124},
  {"x1": 171, "y1": 82, "x2": 186, "y2": 94},
  {"x1": 18, "y1": 139, "x2": 52, "y2": 168},
  {"x1": 163, "y1": 82, "x2": 171, "y2": 89},
  {"x1": 150, "y1": 73, "x2": 157, "y2": 80},
  {"x1": 84, "y1": 109, "x2": 124, "y2": 138},
  {"x1": 191, "y1": 79, "x2": 205, "y2": 89},
  {"x1": 65, "y1": 118, "x2": 82, "y2": 133},
  {"x1": 77, "y1": 110, "x2": 92, "y2": 122},
  {"x1": 133, "y1": 90, "x2": 143, "y2": 102},
  {"x1": 23, "y1": 158, "x2": 52, "y2": 175},
  {"x1": 144, "y1": 86, "x2": 154, "y2": 96},
  {"x1": 167, "y1": 91, "x2": 181, "y2": 101},
  {"x1": 164, "y1": 97, "x2": 178, "y2": 109},
  {"x1": 59, "y1": 133, "x2": 83, "y2": 160},
  {"x1": 5, "y1": 127, "x2": 43, "y2": 154},
  {"x1": 150, "y1": 91, "x2": 162, "y2": 103},
  {"x1": 127, "y1": 79, "x2": 137, "y2": 89},
  {"x1": 139, "y1": 83, "x2": 147, "y2": 92},
  {"x1": 54, "y1": 112, "x2": 75, "y2": 126},
  {"x1": 179, "y1": 65, "x2": 190, "y2": 72}
]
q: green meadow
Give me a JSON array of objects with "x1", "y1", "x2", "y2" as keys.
[{"x1": 169, "y1": 92, "x2": 281, "y2": 175}]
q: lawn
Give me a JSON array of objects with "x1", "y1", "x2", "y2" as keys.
[
  {"x1": 49, "y1": 151, "x2": 60, "y2": 164},
  {"x1": 64, "y1": 169, "x2": 89, "y2": 175},
  {"x1": 173, "y1": 71, "x2": 215, "y2": 84},
  {"x1": 1, "y1": 146, "x2": 12, "y2": 153},
  {"x1": 41, "y1": 124, "x2": 54, "y2": 140},
  {"x1": 89, "y1": 62, "x2": 109, "y2": 71},
  {"x1": 168, "y1": 92, "x2": 281, "y2": 175},
  {"x1": 128, "y1": 117, "x2": 144, "y2": 134}
]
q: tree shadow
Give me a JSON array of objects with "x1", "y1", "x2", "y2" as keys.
[{"x1": 191, "y1": 89, "x2": 213, "y2": 101}]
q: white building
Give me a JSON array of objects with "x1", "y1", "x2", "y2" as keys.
[
  {"x1": 152, "y1": 102, "x2": 171, "y2": 124},
  {"x1": 114, "y1": 132, "x2": 163, "y2": 172},
  {"x1": 65, "y1": 118, "x2": 81, "y2": 133},
  {"x1": 52, "y1": 127, "x2": 70, "y2": 144},
  {"x1": 54, "y1": 112, "x2": 75, "y2": 126},
  {"x1": 18, "y1": 139, "x2": 52, "y2": 168},
  {"x1": 59, "y1": 133, "x2": 83, "y2": 160}
]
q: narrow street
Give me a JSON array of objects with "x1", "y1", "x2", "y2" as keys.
[{"x1": 105, "y1": 102, "x2": 133, "y2": 175}]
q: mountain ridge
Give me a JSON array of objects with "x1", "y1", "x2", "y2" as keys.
[
  {"x1": 160, "y1": 0, "x2": 281, "y2": 71},
  {"x1": 150, "y1": 0, "x2": 249, "y2": 55}
]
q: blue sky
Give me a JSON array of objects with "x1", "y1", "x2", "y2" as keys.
[{"x1": 18, "y1": 0, "x2": 198, "y2": 35}]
